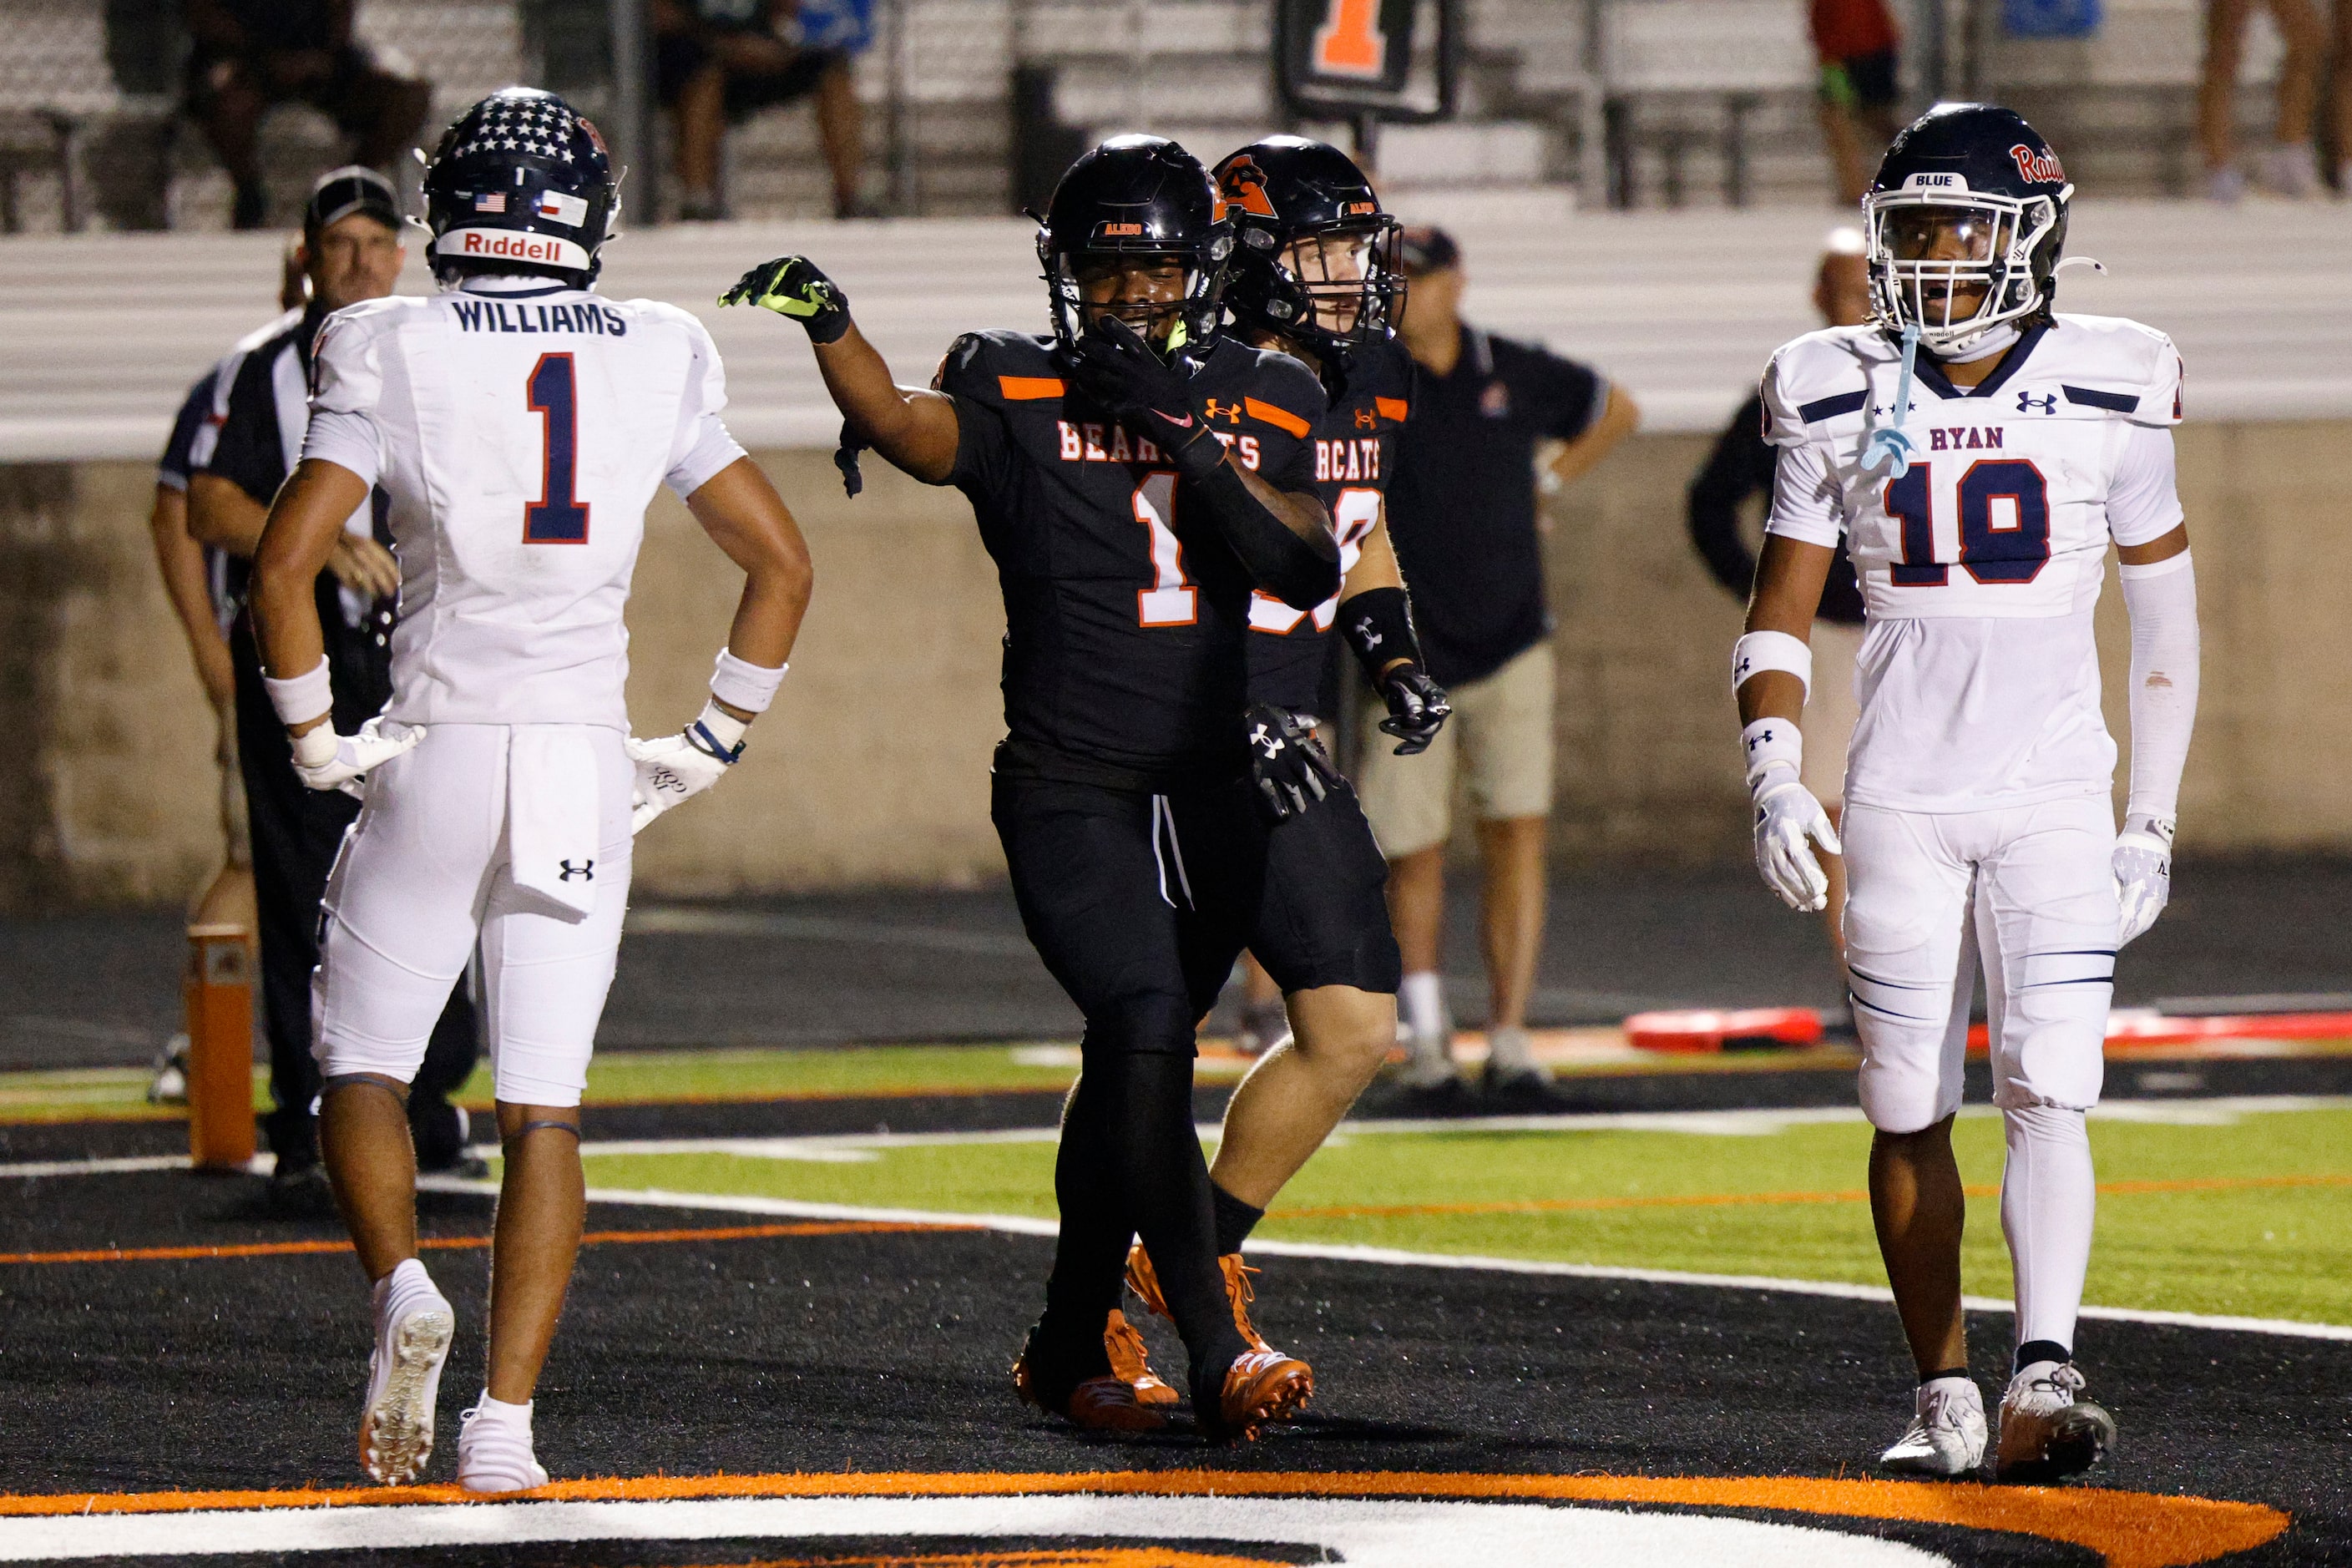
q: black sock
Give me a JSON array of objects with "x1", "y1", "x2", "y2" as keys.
[
  {"x1": 1097, "y1": 1050, "x2": 1248, "y2": 1403},
  {"x1": 2015, "y1": 1339, "x2": 2071, "y2": 1372},
  {"x1": 1029, "y1": 1060, "x2": 1127, "y2": 1397},
  {"x1": 1919, "y1": 1366, "x2": 1972, "y2": 1385},
  {"x1": 1211, "y1": 1182, "x2": 1264, "y2": 1257}
]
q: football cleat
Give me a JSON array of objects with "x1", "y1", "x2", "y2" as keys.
[
  {"x1": 1013, "y1": 1336, "x2": 1168, "y2": 1434},
  {"x1": 358, "y1": 1262, "x2": 455, "y2": 1485},
  {"x1": 1126, "y1": 1242, "x2": 1271, "y2": 1353},
  {"x1": 1994, "y1": 1360, "x2": 2116, "y2": 1481},
  {"x1": 455, "y1": 1394, "x2": 549, "y2": 1494},
  {"x1": 1104, "y1": 1307, "x2": 1179, "y2": 1407},
  {"x1": 1215, "y1": 1345, "x2": 1315, "y2": 1443},
  {"x1": 1879, "y1": 1377, "x2": 1988, "y2": 1477}
]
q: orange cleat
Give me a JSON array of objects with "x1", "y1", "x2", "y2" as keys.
[
  {"x1": 1216, "y1": 1344, "x2": 1314, "y2": 1443},
  {"x1": 1104, "y1": 1307, "x2": 1180, "y2": 1407},
  {"x1": 1013, "y1": 1342, "x2": 1168, "y2": 1434},
  {"x1": 1125, "y1": 1242, "x2": 1271, "y2": 1352}
]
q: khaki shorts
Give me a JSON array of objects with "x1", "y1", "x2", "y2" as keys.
[
  {"x1": 1802, "y1": 620, "x2": 1863, "y2": 807},
  {"x1": 1355, "y1": 640, "x2": 1555, "y2": 858}
]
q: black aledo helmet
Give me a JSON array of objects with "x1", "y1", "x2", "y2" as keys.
[
  {"x1": 422, "y1": 87, "x2": 619, "y2": 286},
  {"x1": 1037, "y1": 135, "x2": 1233, "y2": 353},
  {"x1": 1212, "y1": 136, "x2": 1403, "y2": 369},
  {"x1": 1864, "y1": 103, "x2": 2071, "y2": 352}
]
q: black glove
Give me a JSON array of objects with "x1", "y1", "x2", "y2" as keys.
[
  {"x1": 720, "y1": 255, "x2": 852, "y2": 345},
  {"x1": 1245, "y1": 703, "x2": 1343, "y2": 822},
  {"x1": 1375, "y1": 665, "x2": 1451, "y2": 756},
  {"x1": 1066, "y1": 315, "x2": 1226, "y2": 482}
]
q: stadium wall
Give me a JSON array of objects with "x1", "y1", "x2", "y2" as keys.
[{"x1": 3, "y1": 424, "x2": 2348, "y2": 911}]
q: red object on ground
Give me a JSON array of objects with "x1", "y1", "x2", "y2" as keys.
[
  {"x1": 1626, "y1": 1007, "x2": 1825, "y2": 1055},
  {"x1": 1966, "y1": 1010, "x2": 2352, "y2": 1055}
]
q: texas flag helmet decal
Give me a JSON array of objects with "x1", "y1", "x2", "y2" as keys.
[{"x1": 537, "y1": 190, "x2": 589, "y2": 228}]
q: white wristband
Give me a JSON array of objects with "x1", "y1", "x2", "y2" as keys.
[
  {"x1": 264, "y1": 659, "x2": 334, "y2": 729},
  {"x1": 710, "y1": 648, "x2": 787, "y2": 715},
  {"x1": 1741, "y1": 716, "x2": 1803, "y2": 790},
  {"x1": 1732, "y1": 630, "x2": 1812, "y2": 699}
]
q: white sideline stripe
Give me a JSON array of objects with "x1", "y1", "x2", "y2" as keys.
[
  {"x1": 0, "y1": 1493, "x2": 1945, "y2": 1564},
  {"x1": 417, "y1": 1180, "x2": 2352, "y2": 1344}
]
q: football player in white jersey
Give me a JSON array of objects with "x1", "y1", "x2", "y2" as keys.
[
  {"x1": 247, "y1": 89, "x2": 814, "y2": 1491},
  {"x1": 1734, "y1": 104, "x2": 2198, "y2": 1481}
]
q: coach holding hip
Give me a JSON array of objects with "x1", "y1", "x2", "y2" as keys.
[
  {"x1": 189, "y1": 168, "x2": 483, "y2": 1210},
  {"x1": 1363, "y1": 226, "x2": 1638, "y2": 1105}
]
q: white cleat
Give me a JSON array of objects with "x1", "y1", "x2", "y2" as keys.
[
  {"x1": 1879, "y1": 1376, "x2": 1988, "y2": 1478},
  {"x1": 1994, "y1": 1359, "x2": 2117, "y2": 1482},
  {"x1": 358, "y1": 1260, "x2": 455, "y2": 1485},
  {"x1": 457, "y1": 1393, "x2": 550, "y2": 1495}
]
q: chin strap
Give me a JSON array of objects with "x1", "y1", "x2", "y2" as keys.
[{"x1": 1862, "y1": 321, "x2": 1922, "y2": 478}]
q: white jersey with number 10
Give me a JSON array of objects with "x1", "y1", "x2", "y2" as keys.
[
  {"x1": 1760, "y1": 313, "x2": 2185, "y2": 815},
  {"x1": 301, "y1": 280, "x2": 746, "y2": 731}
]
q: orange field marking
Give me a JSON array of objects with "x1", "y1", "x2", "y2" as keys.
[
  {"x1": 0, "y1": 1220, "x2": 964, "y2": 1267},
  {"x1": 1274, "y1": 1171, "x2": 2352, "y2": 1221},
  {"x1": 0, "y1": 1469, "x2": 2285, "y2": 1568},
  {"x1": 680, "y1": 1555, "x2": 1268, "y2": 1568}
]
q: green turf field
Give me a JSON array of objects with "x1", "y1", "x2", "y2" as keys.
[{"x1": 572, "y1": 1105, "x2": 2352, "y2": 1328}]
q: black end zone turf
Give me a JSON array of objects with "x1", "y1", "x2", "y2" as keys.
[{"x1": 0, "y1": 1171, "x2": 2345, "y2": 1564}]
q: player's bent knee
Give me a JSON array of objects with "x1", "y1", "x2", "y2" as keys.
[
  {"x1": 318, "y1": 1070, "x2": 412, "y2": 1105},
  {"x1": 1859, "y1": 1054, "x2": 1960, "y2": 1136},
  {"x1": 1085, "y1": 991, "x2": 1198, "y2": 1060}
]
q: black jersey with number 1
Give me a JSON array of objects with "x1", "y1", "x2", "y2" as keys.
[
  {"x1": 1244, "y1": 335, "x2": 1412, "y2": 715},
  {"x1": 937, "y1": 327, "x2": 1328, "y2": 781}
]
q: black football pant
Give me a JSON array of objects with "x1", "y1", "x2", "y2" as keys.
[
  {"x1": 994, "y1": 769, "x2": 1262, "y2": 1405},
  {"x1": 232, "y1": 620, "x2": 480, "y2": 1172}
]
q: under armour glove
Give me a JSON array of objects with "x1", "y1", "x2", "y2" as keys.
[
  {"x1": 1066, "y1": 315, "x2": 1226, "y2": 482},
  {"x1": 627, "y1": 712, "x2": 745, "y2": 835},
  {"x1": 1751, "y1": 767, "x2": 1842, "y2": 913},
  {"x1": 1375, "y1": 666, "x2": 1450, "y2": 756},
  {"x1": 721, "y1": 255, "x2": 852, "y2": 345},
  {"x1": 290, "y1": 717, "x2": 422, "y2": 797},
  {"x1": 2113, "y1": 812, "x2": 2174, "y2": 948},
  {"x1": 1245, "y1": 703, "x2": 1343, "y2": 822}
]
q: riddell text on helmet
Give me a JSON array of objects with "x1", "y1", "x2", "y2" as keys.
[{"x1": 458, "y1": 229, "x2": 587, "y2": 267}]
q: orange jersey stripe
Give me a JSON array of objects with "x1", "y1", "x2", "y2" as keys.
[
  {"x1": 1374, "y1": 397, "x2": 1409, "y2": 421},
  {"x1": 1243, "y1": 397, "x2": 1311, "y2": 438},
  {"x1": 999, "y1": 376, "x2": 1065, "y2": 400}
]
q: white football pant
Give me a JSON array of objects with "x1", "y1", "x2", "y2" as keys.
[
  {"x1": 312, "y1": 724, "x2": 633, "y2": 1109},
  {"x1": 1841, "y1": 794, "x2": 2117, "y2": 1353}
]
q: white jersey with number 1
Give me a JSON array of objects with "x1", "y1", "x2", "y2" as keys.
[
  {"x1": 1759, "y1": 313, "x2": 2184, "y2": 814},
  {"x1": 301, "y1": 277, "x2": 747, "y2": 731}
]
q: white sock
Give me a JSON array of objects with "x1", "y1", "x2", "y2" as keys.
[
  {"x1": 1999, "y1": 1102, "x2": 2095, "y2": 1354},
  {"x1": 1400, "y1": 971, "x2": 1448, "y2": 1055},
  {"x1": 1486, "y1": 1023, "x2": 1539, "y2": 1073},
  {"x1": 372, "y1": 1257, "x2": 443, "y2": 1318},
  {"x1": 468, "y1": 1391, "x2": 532, "y2": 1429}
]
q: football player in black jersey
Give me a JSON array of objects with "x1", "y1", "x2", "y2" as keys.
[
  {"x1": 1119, "y1": 136, "x2": 1448, "y2": 1399},
  {"x1": 725, "y1": 135, "x2": 1339, "y2": 1442}
]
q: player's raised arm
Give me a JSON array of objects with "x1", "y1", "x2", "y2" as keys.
[
  {"x1": 250, "y1": 456, "x2": 420, "y2": 791},
  {"x1": 722, "y1": 256, "x2": 963, "y2": 484}
]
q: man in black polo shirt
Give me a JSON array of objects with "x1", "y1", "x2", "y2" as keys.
[
  {"x1": 1364, "y1": 226, "x2": 1639, "y2": 1104},
  {"x1": 188, "y1": 168, "x2": 483, "y2": 1210}
]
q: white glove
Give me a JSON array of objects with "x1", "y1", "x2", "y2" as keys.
[
  {"x1": 1752, "y1": 766, "x2": 1842, "y2": 913},
  {"x1": 290, "y1": 717, "x2": 422, "y2": 797},
  {"x1": 2113, "y1": 812, "x2": 2174, "y2": 948},
  {"x1": 627, "y1": 713, "x2": 742, "y2": 835}
]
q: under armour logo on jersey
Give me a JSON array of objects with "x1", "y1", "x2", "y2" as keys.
[
  {"x1": 2018, "y1": 391, "x2": 2058, "y2": 414},
  {"x1": 1202, "y1": 398, "x2": 1243, "y2": 424},
  {"x1": 558, "y1": 858, "x2": 594, "y2": 882},
  {"x1": 1354, "y1": 407, "x2": 1378, "y2": 429}
]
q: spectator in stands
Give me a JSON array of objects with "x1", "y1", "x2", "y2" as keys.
[
  {"x1": 1364, "y1": 227, "x2": 1639, "y2": 1107},
  {"x1": 1809, "y1": 0, "x2": 1904, "y2": 206},
  {"x1": 1685, "y1": 228, "x2": 1871, "y2": 964},
  {"x1": 655, "y1": 0, "x2": 870, "y2": 220},
  {"x1": 2197, "y1": 0, "x2": 2329, "y2": 199},
  {"x1": 188, "y1": 169, "x2": 483, "y2": 1211},
  {"x1": 185, "y1": 0, "x2": 432, "y2": 230}
]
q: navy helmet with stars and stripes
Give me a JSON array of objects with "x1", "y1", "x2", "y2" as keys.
[{"x1": 422, "y1": 87, "x2": 618, "y2": 286}]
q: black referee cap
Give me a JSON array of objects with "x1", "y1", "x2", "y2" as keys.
[
  {"x1": 305, "y1": 165, "x2": 402, "y2": 236},
  {"x1": 1398, "y1": 225, "x2": 1461, "y2": 275}
]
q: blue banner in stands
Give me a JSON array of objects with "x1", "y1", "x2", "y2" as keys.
[{"x1": 2003, "y1": 0, "x2": 2101, "y2": 38}]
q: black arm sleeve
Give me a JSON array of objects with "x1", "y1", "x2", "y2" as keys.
[
  {"x1": 1191, "y1": 458, "x2": 1340, "y2": 611},
  {"x1": 1686, "y1": 392, "x2": 1773, "y2": 601}
]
